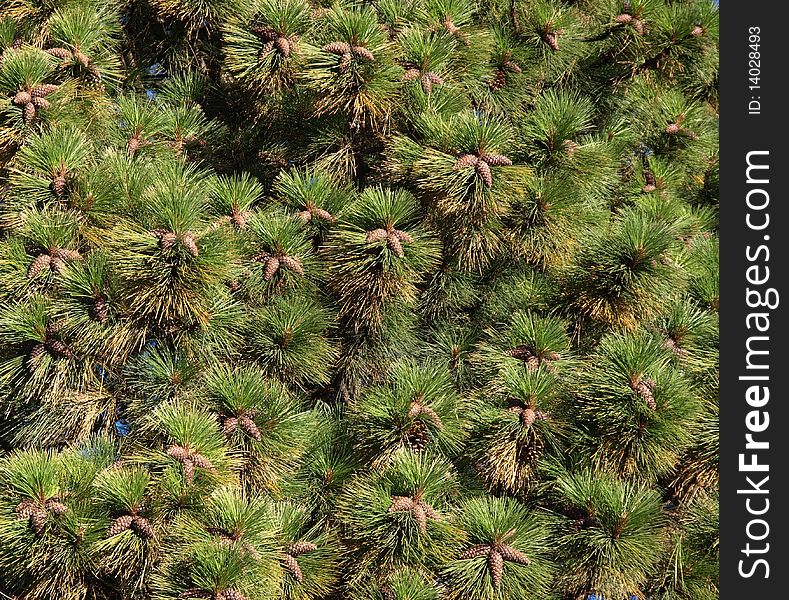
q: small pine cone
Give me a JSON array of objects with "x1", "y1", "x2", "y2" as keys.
[
  {"x1": 180, "y1": 590, "x2": 213, "y2": 599},
  {"x1": 665, "y1": 122, "x2": 680, "y2": 135},
  {"x1": 73, "y1": 50, "x2": 90, "y2": 67},
  {"x1": 386, "y1": 232, "x2": 404, "y2": 257},
  {"x1": 15, "y1": 500, "x2": 38, "y2": 519},
  {"x1": 489, "y1": 69, "x2": 506, "y2": 91},
  {"x1": 644, "y1": 170, "x2": 657, "y2": 186},
  {"x1": 31, "y1": 84, "x2": 58, "y2": 98},
  {"x1": 498, "y1": 544, "x2": 530, "y2": 565},
  {"x1": 29, "y1": 508, "x2": 48, "y2": 533},
  {"x1": 488, "y1": 549, "x2": 505, "y2": 588},
  {"x1": 403, "y1": 68, "x2": 420, "y2": 81},
  {"x1": 47, "y1": 47, "x2": 73, "y2": 62},
  {"x1": 311, "y1": 207, "x2": 335, "y2": 222},
  {"x1": 690, "y1": 25, "x2": 704, "y2": 37},
  {"x1": 52, "y1": 174, "x2": 67, "y2": 195},
  {"x1": 525, "y1": 355, "x2": 541, "y2": 372},
  {"x1": 505, "y1": 345, "x2": 532, "y2": 360},
  {"x1": 223, "y1": 417, "x2": 238, "y2": 436},
  {"x1": 544, "y1": 351, "x2": 561, "y2": 361},
  {"x1": 475, "y1": 160, "x2": 493, "y2": 187},
  {"x1": 481, "y1": 153, "x2": 512, "y2": 166},
  {"x1": 242, "y1": 542, "x2": 261, "y2": 560},
  {"x1": 263, "y1": 256, "x2": 280, "y2": 280},
  {"x1": 288, "y1": 541, "x2": 317, "y2": 556},
  {"x1": 52, "y1": 256, "x2": 69, "y2": 274},
  {"x1": 428, "y1": 72, "x2": 444, "y2": 85},
  {"x1": 411, "y1": 502, "x2": 427, "y2": 534},
  {"x1": 180, "y1": 232, "x2": 199, "y2": 257},
  {"x1": 323, "y1": 42, "x2": 351, "y2": 55},
  {"x1": 543, "y1": 32, "x2": 559, "y2": 51},
  {"x1": 28, "y1": 253, "x2": 52, "y2": 278},
  {"x1": 275, "y1": 36, "x2": 291, "y2": 57},
  {"x1": 564, "y1": 139, "x2": 579, "y2": 156},
  {"x1": 238, "y1": 414, "x2": 262, "y2": 441},
  {"x1": 281, "y1": 553, "x2": 303, "y2": 582},
  {"x1": 615, "y1": 14, "x2": 633, "y2": 24},
  {"x1": 389, "y1": 496, "x2": 414, "y2": 512},
  {"x1": 127, "y1": 136, "x2": 140, "y2": 156},
  {"x1": 24, "y1": 102, "x2": 36, "y2": 124},
  {"x1": 642, "y1": 184, "x2": 656, "y2": 193},
  {"x1": 633, "y1": 19, "x2": 645, "y2": 35},
  {"x1": 367, "y1": 228, "x2": 389, "y2": 242},
  {"x1": 190, "y1": 452, "x2": 215, "y2": 472},
  {"x1": 159, "y1": 232, "x2": 177, "y2": 250},
  {"x1": 167, "y1": 445, "x2": 190, "y2": 461},
  {"x1": 503, "y1": 60, "x2": 522, "y2": 73},
  {"x1": 395, "y1": 230, "x2": 413, "y2": 243},
  {"x1": 13, "y1": 91, "x2": 31, "y2": 105},
  {"x1": 221, "y1": 590, "x2": 248, "y2": 600},
  {"x1": 453, "y1": 154, "x2": 479, "y2": 170},
  {"x1": 407, "y1": 402, "x2": 423, "y2": 418},
  {"x1": 296, "y1": 210, "x2": 312, "y2": 223},
  {"x1": 47, "y1": 339, "x2": 74, "y2": 358},
  {"x1": 108, "y1": 514, "x2": 134, "y2": 536},
  {"x1": 28, "y1": 343, "x2": 46, "y2": 367},
  {"x1": 420, "y1": 406, "x2": 444, "y2": 430},
  {"x1": 339, "y1": 53, "x2": 352, "y2": 72},
  {"x1": 521, "y1": 408, "x2": 537, "y2": 428},
  {"x1": 259, "y1": 40, "x2": 275, "y2": 57},
  {"x1": 279, "y1": 255, "x2": 304, "y2": 276},
  {"x1": 422, "y1": 502, "x2": 440, "y2": 520},
  {"x1": 251, "y1": 25, "x2": 277, "y2": 41},
  {"x1": 352, "y1": 46, "x2": 374, "y2": 61},
  {"x1": 94, "y1": 296, "x2": 108, "y2": 322},
  {"x1": 182, "y1": 459, "x2": 195, "y2": 483},
  {"x1": 230, "y1": 210, "x2": 249, "y2": 229},
  {"x1": 442, "y1": 18, "x2": 459, "y2": 35},
  {"x1": 420, "y1": 72, "x2": 432, "y2": 94},
  {"x1": 460, "y1": 544, "x2": 491, "y2": 559},
  {"x1": 380, "y1": 585, "x2": 396, "y2": 600},
  {"x1": 45, "y1": 499, "x2": 68, "y2": 515},
  {"x1": 132, "y1": 516, "x2": 155, "y2": 538}
]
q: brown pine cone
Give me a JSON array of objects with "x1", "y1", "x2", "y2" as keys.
[
  {"x1": 179, "y1": 232, "x2": 199, "y2": 256},
  {"x1": 288, "y1": 541, "x2": 317, "y2": 556},
  {"x1": 31, "y1": 84, "x2": 58, "y2": 98},
  {"x1": 386, "y1": 232, "x2": 404, "y2": 257},
  {"x1": 544, "y1": 350, "x2": 561, "y2": 361},
  {"x1": 132, "y1": 516, "x2": 155, "y2": 538},
  {"x1": 52, "y1": 174, "x2": 67, "y2": 196},
  {"x1": 665, "y1": 122, "x2": 680, "y2": 135},
  {"x1": 542, "y1": 32, "x2": 559, "y2": 51},
  {"x1": 108, "y1": 514, "x2": 134, "y2": 536},
  {"x1": 498, "y1": 544, "x2": 530, "y2": 565},
  {"x1": 180, "y1": 589, "x2": 213, "y2": 599},
  {"x1": 15, "y1": 499, "x2": 38, "y2": 519},
  {"x1": 380, "y1": 585, "x2": 396, "y2": 600},
  {"x1": 323, "y1": 42, "x2": 351, "y2": 55},
  {"x1": 475, "y1": 160, "x2": 493, "y2": 187},
  {"x1": 275, "y1": 36, "x2": 291, "y2": 57},
  {"x1": 419, "y1": 406, "x2": 444, "y2": 430},
  {"x1": 28, "y1": 343, "x2": 46, "y2": 368},
  {"x1": 642, "y1": 184, "x2": 656, "y2": 193},
  {"x1": 281, "y1": 553, "x2": 304, "y2": 582},
  {"x1": 28, "y1": 254, "x2": 52, "y2": 278},
  {"x1": 352, "y1": 46, "x2": 374, "y2": 61},
  {"x1": 420, "y1": 72, "x2": 432, "y2": 94},
  {"x1": 460, "y1": 544, "x2": 491, "y2": 559},
  {"x1": 279, "y1": 255, "x2": 304, "y2": 276},
  {"x1": 238, "y1": 414, "x2": 262, "y2": 441},
  {"x1": 503, "y1": 60, "x2": 522, "y2": 73},
  {"x1": 296, "y1": 209, "x2": 312, "y2": 223},
  {"x1": 189, "y1": 452, "x2": 216, "y2": 472},
  {"x1": 615, "y1": 14, "x2": 633, "y2": 24},
  {"x1": 182, "y1": 459, "x2": 195, "y2": 483},
  {"x1": 403, "y1": 68, "x2": 420, "y2": 81},
  {"x1": 24, "y1": 102, "x2": 36, "y2": 124},
  {"x1": 488, "y1": 549, "x2": 505, "y2": 587},
  {"x1": 453, "y1": 153, "x2": 479, "y2": 170},
  {"x1": 45, "y1": 499, "x2": 68, "y2": 515},
  {"x1": 127, "y1": 136, "x2": 140, "y2": 156},
  {"x1": 73, "y1": 50, "x2": 90, "y2": 67},
  {"x1": 480, "y1": 153, "x2": 512, "y2": 166},
  {"x1": 94, "y1": 296, "x2": 108, "y2": 322},
  {"x1": 389, "y1": 496, "x2": 414, "y2": 512},
  {"x1": 691, "y1": 25, "x2": 704, "y2": 37},
  {"x1": 29, "y1": 508, "x2": 48, "y2": 533},
  {"x1": 47, "y1": 47, "x2": 73, "y2": 61},
  {"x1": 46, "y1": 339, "x2": 74, "y2": 359},
  {"x1": 219, "y1": 590, "x2": 248, "y2": 600},
  {"x1": 521, "y1": 407, "x2": 537, "y2": 428},
  {"x1": 367, "y1": 228, "x2": 389, "y2": 242},
  {"x1": 167, "y1": 445, "x2": 190, "y2": 461},
  {"x1": 633, "y1": 19, "x2": 645, "y2": 35},
  {"x1": 13, "y1": 91, "x2": 31, "y2": 105},
  {"x1": 411, "y1": 502, "x2": 427, "y2": 534},
  {"x1": 223, "y1": 416, "x2": 239, "y2": 436},
  {"x1": 263, "y1": 256, "x2": 280, "y2": 280},
  {"x1": 311, "y1": 207, "x2": 335, "y2": 222}
]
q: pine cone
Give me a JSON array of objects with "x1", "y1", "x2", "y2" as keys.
[
  {"x1": 411, "y1": 501, "x2": 427, "y2": 534},
  {"x1": 403, "y1": 68, "x2": 420, "y2": 81},
  {"x1": 45, "y1": 499, "x2": 68, "y2": 515},
  {"x1": 223, "y1": 416, "x2": 238, "y2": 436},
  {"x1": 564, "y1": 139, "x2": 579, "y2": 156},
  {"x1": 389, "y1": 496, "x2": 414, "y2": 512},
  {"x1": 419, "y1": 405, "x2": 444, "y2": 430},
  {"x1": 132, "y1": 516, "x2": 155, "y2": 538},
  {"x1": 544, "y1": 351, "x2": 561, "y2": 361},
  {"x1": 24, "y1": 102, "x2": 36, "y2": 124},
  {"x1": 13, "y1": 91, "x2": 31, "y2": 105},
  {"x1": 29, "y1": 507, "x2": 48, "y2": 533},
  {"x1": 275, "y1": 36, "x2": 291, "y2": 57},
  {"x1": 460, "y1": 544, "x2": 491, "y2": 559},
  {"x1": 503, "y1": 60, "x2": 522, "y2": 73},
  {"x1": 46, "y1": 339, "x2": 74, "y2": 359},
  {"x1": 281, "y1": 553, "x2": 304, "y2": 582},
  {"x1": 15, "y1": 500, "x2": 38, "y2": 520},
  {"x1": 47, "y1": 47, "x2": 73, "y2": 61},
  {"x1": 251, "y1": 25, "x2": 278, "y2": 41},
  {"x1": 380, "y1": 585, "x2": 396, "y2": 600},
  {"x1": 279, "y1": 255, "x2": 304, "y2": 276},
  {"x1": 420, "y1": 72, "x2": 432, "y2": 94},
  {"x1": 488, "y1": 69, "x2": 506, "y2": 91},
  {"x1": 323, "y1": 42, "x2": 351, "y2": 55},
  {"x1": 238, "y1": 414, "x2": 262, "y2": 441},
  {"x1": 190, "y1": 452, "x2": 215, "y2": 471},
  {"x1": 127, "y1": 136, "x2": 140, "y2": 156},
  {"x1": 632, "y1": 19, "x2": 645, "y2": 35},
  {"x1": 475, "y1": 160, "x2": 493, "y2": 187},
  {"x1": 615, "y1": 14, "x2": 633, "y2": 24},
  {"x1": 288, "y1": 541, "x2": 317, "y2": 556},
  {"x1": 691, "y1": 25, "x2": 704, "y2": 37},
  {"x1": 182, "y1": 459, "x2": 195, "y2": 483},
  {"x1": 167, "y1": 445, "x2": 190, "y2": 461},
  {"x1": 28, "y1": 253, "x2": 52, "y2": 278},
  {"x1": 31, "y1": 84, "x2": 58, "y2": 98},
  {"x1": 52, "y1": 174, "x2": 67, "y2": 196},
  {"x1": 352, "y1": 46, "x2": 374, "y2": 61},
  {"x1": 73, "y1": 50, "x2": 90, "y2": 67},
  {"x1": 453, "y1": 154, "x2": 479, "y2": 170},
  {"x1": 94, "y1": 296, "x2": 108, "y2": 322},
  {"x1": 219, "y1": 590, "x2": 248, "y2": 600},
  {"x1": 28, "y1": 343, "x2": 46, "y2": 367},
  {"x1": 263, "y1": 256, "x2": 280, "y2": 280},
  {"x1": 542, "y1": 32, "x2": 559, "y2": 52},
  {"x1": 642, "y1": 184, "x2": 656, "y2": 193},
  {"x1": 311, "y1": 207, "x2": 335, "y2": 222},
  {"x1": 296, "y1": 209, "x2": 312, "y2": 223},
  {"x1": 339, "y1": 53, "x2": 352, "y2": 72},
  {"x1": 180, "y1": 232, "x2": 199, "y2": 257},
  {"x1": 108, "y1": 514, "x2": 134, "y2": 536},
  {"x1": 665, "y1": 122, "x2": 680, "y2": 135},
  {"x1": 367, "y1": 228, "x2": 389, "y2": 242},
  {"x1": 488, "y1": 550, "x2": 505, "y2": 587},
  {"x1": 386, "y1": 232, "x2": 404, "y2": 257},
  {"x1": 180, "y1": 589, "x2": 213, "y2": 599},
  {"x1": 521, "y1": 407, "x2": 537, "y2": 428},
  {"x1": 498, "y1": 544, "x2": 530, "y2": 565},
  {"x1": 480, "y1": 153, "x2": 512, "y2": 166}
]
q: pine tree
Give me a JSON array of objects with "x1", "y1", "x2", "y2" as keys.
[{"x1": 0, "y1": 1, "x2": 718, "y2": 599}]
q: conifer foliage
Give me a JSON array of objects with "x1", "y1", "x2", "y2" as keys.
[{"x1": 0, "y1": 1, "x2": 718, "y2": 599}]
